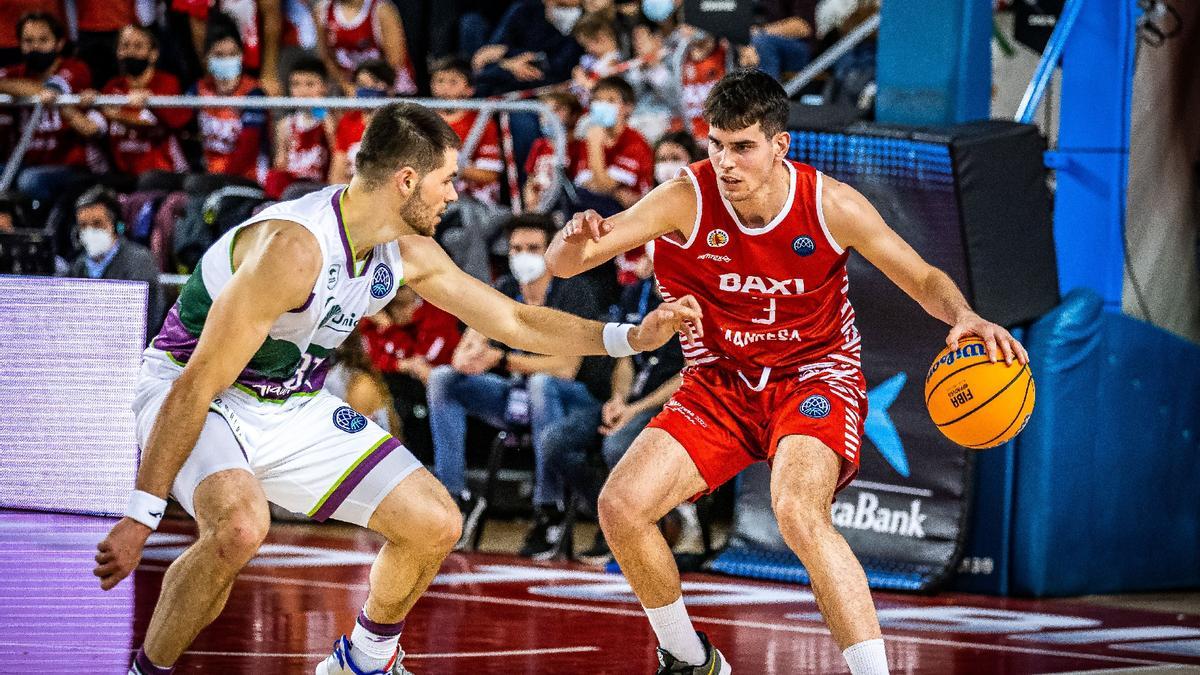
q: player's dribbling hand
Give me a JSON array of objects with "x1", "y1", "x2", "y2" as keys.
[
  {"x1": 947, "y1": 312, "x2": 1029, "y2": 366},
  {"x1": 630, "y1": 295, "x2": 703, "y2": 351},
  {"x1": 94, "y1": 517, "x2": 152, "y2": 590},
  {"x1": 563, "y1": 209, "x2": 614, "y2": 243}
]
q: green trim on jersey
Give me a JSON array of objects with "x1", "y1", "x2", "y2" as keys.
[{"x1": 173, "y1": 259, "x2": 333, "y2": 380}]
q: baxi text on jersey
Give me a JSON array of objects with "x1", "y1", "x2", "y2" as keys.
[
  {"x1": 724, "y1": 327, "x2": 804, "y2": 347},
  {"x1": 719, "y1": 273, "x2": 805, "y2": 295}
]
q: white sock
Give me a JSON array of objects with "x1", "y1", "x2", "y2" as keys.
[
  {"x1": 843, "y1": 638, "x2": 889, "y2": 675},
  {"x1": 643, "y1": 597, "x2": 706, "y2": 665},
  {"x1": 349, "y1": 609, "x2": 403, "y2": 670}
]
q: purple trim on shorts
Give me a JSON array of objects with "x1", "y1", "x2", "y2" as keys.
[
  {"x1": 134, "y1": 647, "x2": 175, "y2": 674},
  {"x1": 288, "y1": 292, "x2": 315, "y2": 313},
  {"x1": 311, "y1": 437, "x2": 401, "y2": 521},
  {"x1": 357, "y1": 610, "x2": 405, "y2": 637}
]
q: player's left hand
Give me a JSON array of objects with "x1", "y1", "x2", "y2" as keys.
[
  {"x1": 94, "y1": 517, "x2": 152, "y2": 591},
  {"x1": 947, "y1": 312, "x2": 1029, "y2": 366},
  {"x1": 630, "y1": 295, "x2": 703, "y2": 352}
]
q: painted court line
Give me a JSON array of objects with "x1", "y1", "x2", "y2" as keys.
[
  {"x1": 0, "y1": 642, "x2": 599, "y2": 660},
  {"x1": 206, "y1": 569, "x2": 1181, "y2": 668}
]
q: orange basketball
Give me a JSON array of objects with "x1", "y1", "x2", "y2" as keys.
[{"x1": 924, "y1": 336, "x2": 1035, "y2": 449}]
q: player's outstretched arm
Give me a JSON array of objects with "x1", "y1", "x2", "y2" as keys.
[
  {"x1": 822, "y1": 176, "x2": 1029, "y2": 366},
  {"x1": 94, "y1": 221, "x2": 321, "y2": 591},
  {"x1": 402, "y1": 235, "x2": 703, "y2": 356},
  {"x1": 545, "y1": 176, "x2": 697, "y2": 278}
]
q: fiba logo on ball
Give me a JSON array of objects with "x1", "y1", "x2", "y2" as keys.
[
  {"x1": 371, "y1": 263, "x2": 393, "y2": 299},
  {"x1": 707, "y1": 229, "x2": 729, "y2": 247},
  {"x1": 792, "y1": 235, "x2": 816, "y2": 256},
  {"x1": 800, "y1": 394, "x2": 830, "y2": 418},
  {"x1": 332, "y1": 405, "x2": 368, "y2": 433}
]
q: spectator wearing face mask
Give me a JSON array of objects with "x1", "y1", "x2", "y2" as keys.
[
  {"x1": 188, "y1": 12, "x2": 269, "y2": 184},
  {"x1": 67, "y1": 186, "x2": 164, "y2": 343},
  {"x1": 0, "y1": 12, "x2": 95, "y2": 206},
  {"x1": 173, "y1": 0, "x2": 284, "y2": 96},
  {"x1": 574, "y1": 75, "x2": 653, "y2": 210},
  {"x1": 328, "y1": 58, "x2": 395, "y2": 184},
  {"x1": 425, "y1": 214, "x2": 611, "y2": 550},
  {"x1": 84, "y1": 25, "x2": 192, "y2": 178},
  {"x1": 680, "y1": 31, "x2": 728, "y2": 142},
  {"x1": 651, "y1": 130, "x2": 702, "y2": 186},
  {"x1": 470, "y1": 0, "x2": 586, "y2": 96},
  {"x1": 265, "y1": 56, "x2": 333, "y2": 199}
]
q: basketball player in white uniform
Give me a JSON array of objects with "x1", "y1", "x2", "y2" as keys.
[{"x1": 93, "y1": 102, "x2": 701, "y2": 675}]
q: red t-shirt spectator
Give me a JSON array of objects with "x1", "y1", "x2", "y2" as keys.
[
  {"x1": 173, "y1": 0, "x2": 263, "y2": 70},
  {"x1": 191, "y1": 74, "x2": 267, "y2": 182},
  {"x1": 99, "y1": 72, "x2": 191, "y2": 175},
  {"x1": 0, "y1": 1, "x2": 63, "y2": 50},
  {"x1": 681, "y1": 43, "x2": 727, "y2": 141},
  {"x1": 359, "y1": 303, "x2": 462, "y2": 374},
  {"x1": 444, "y1": 111, "x2": 503, "y2": 204},
  {"x1": 333, "y1": 110, "x2": 368, "y2": 179},
  {"x1": 569, "y1": 126, "x2": 654, "y2": 197},
  {"x1": 0, "y1": 57, "x2": 92, "y2": 167},
  {"x1": 278, "y1": 113, "x2": 331, "y2": 181},
  {"x1": 319, "y1": 0, "x2": 416, "y2": 93},
  {"x1": 78, "y1": 0, "x2": 136, "y2": 32}
]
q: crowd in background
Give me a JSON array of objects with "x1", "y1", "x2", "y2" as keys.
[{"x1": 0, "y1": 0, "x2": 878, "y2": 563}]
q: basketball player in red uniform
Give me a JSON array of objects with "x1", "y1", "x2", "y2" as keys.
[{"x1": 545, "y1": 70, "x2": 1028, "y2": 675}]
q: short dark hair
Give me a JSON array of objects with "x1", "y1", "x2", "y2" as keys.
[
  {"x1": 288, "y1": 55, "x2": 327, "y2": 81},
  {"x1": 593, "y1": 75, "x2": 635, "y2": 105},
  {"x1": 17, "y1": 12, "x2": 65, "y2": 42},
  {"x1": 429, "y1": 56, "x2": 473, "y2": 85},
  {"x1": 75, "y1": 185, "x2": 122, "y2": 225},
  {"x1": 703, "y1": 69, "x2": 790, "y2": 137},
  {"x1": 204, "y1": 11, "x2": 242, "y2": 53},
  {"x1": 504, "y1": 213, "x2": 558, "y2": 245},
  {"x1": 539, "y1": 91, "x2": 583, "y2": 119},
  {"x1": 353, "y1": 58, "x2": 396, "y2": 88},
  {"x1": 355, "y1": 102, "x2": 462, "y2": 188},
  {"x1": 573, "y1": 12, "x2": 617, "y2": 41},
  {"x1": 655, "y1": 130, "x2": 703, "y2": 162}
]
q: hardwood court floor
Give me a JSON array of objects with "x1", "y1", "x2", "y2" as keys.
[{"x1": 2, "y1": 509, "x2": 1198, "y2": 674}]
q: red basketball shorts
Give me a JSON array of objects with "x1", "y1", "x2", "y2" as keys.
[{"x1": 647, "y1": 362, "x2": 867, "y2": 497}]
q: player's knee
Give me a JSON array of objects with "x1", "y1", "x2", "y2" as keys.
[
  {"x1": 422, "y1": 498, "x2": 462, "y2": 554},
  {"x1": 209, "y1": 510, "x2": 270, "y2": 568},
  {"x1": 597, "y1": 480, "x2": 647, "y2": 533},
  {"x1": 773, "y1": 497, "x2": 835, "y2": 555}
]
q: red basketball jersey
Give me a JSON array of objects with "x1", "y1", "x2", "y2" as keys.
[{"x1": 652, "y1": 159, "x2": 861, "y2": 373}]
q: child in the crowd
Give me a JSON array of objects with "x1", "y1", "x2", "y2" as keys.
[
  {"x1": 571, "y1": 12, "x2": 625, "y2": 103},
  {"x1": 429, "y1": 57, "x2": 504, "y2": 205},
  {"x1": 328, "y1": 59, "x2": 395, "y2": 184},
  {"x1": 523, "y1": 91, "x2": 586, "y2": 210},
  {"x1": 679, "y1": 31, "x2": 728, "y2": 143},
  {"x1": 624, "y1": 19, "x2": 678, "y2": 143},
  {"x1": 265, "y1": 56, "x2": 333, "y2": 199}
]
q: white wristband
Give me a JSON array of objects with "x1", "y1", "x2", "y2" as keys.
[
  {"x1": 602, "y1": 322, "x2": 639, "y2": 357},
  {"x1": 126, "y1": 490, "x2": 168, "y2": 530}
]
